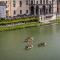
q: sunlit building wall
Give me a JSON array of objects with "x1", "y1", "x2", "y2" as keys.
[
  {"x1": 0, "y1": 1, "x2": 6, "y2": 18},
  {"x1": 0, "y1": 0, "x2": 57, "y2": 17}
]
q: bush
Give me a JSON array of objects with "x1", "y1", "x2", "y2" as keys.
[
  {"x1": 0, "y1": 18, "x2": 5, "y2": 22},
  {"x1": 0, "y1": 17, "x2": 39, "y2": 25}
]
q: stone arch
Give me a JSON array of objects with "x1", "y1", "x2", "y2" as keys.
[
  {"x1": 42, "y1": 5, "x2": 46, "y2": 15},
  {"x1": 30, "y1": 6, "x2": 34, "y2": 15},
  {"x1": 36, "y1": 5, "x2": 39, "y2": 15},
  {"x1": 49, "y1": 5, "x2": 52, "y2": 14}
]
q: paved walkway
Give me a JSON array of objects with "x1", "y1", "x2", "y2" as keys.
[{"x1": 39, "y1": 15, "x2": 56, "y2": 23}]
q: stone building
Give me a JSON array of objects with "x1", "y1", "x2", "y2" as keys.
[
  {"x1": 57, "y1": 0, "x2": 60, "y2": 14},
  {"x1": 0, "y1": 0, "x2": 57, "y2": 17},
  {"x1": 0, "y1": 1, "x2": 6, "y2": 18},
  {"x1": 29, "y1": 0, "x2": 57, "y2": 16}
]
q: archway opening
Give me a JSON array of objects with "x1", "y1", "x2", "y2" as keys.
[
  {"x1": 36, "y1": 5, "x2": 39, "y2": 15},
  {"x1": 30, "y1": 6, "x2": 34, "y2": 15},
  {"x1": 49, "y1": 5, "x2": 52, "y2": 14},
  {"x1": 42, "y1": 5, "x2": 46, "y2": 15}
]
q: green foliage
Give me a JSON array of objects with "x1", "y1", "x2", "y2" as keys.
[
  {"x1": 0, "y1": 17, "x2": 39, "y2": 25},
  {"x1": 0, "y1": 18, "x2": 5, "y2": 22},
  {"x1": 0, "y1": 17, "x2": 40, "y2": 31},
  {"x1": 0, "y1": 22, "x2": 40, "y2": 31}
]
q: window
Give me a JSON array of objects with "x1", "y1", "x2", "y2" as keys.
[
  {"x1": 14, "y1": 10, "x2": 16, "y2": 14},
  {"x1": 36, "y1": 1, "x2": 38, "y2": 4},
  {"x1": 20, "y1": 10, "x2": 22, "y2": 14},
  {"x1": 43, "y1": 0, "x2": 45, "y2": 4},
  {"x1": 26, "y1": 10, "x2": 28, "y2": 14},
  {"x1": 6, "y1": 1, "x2": 7, "y2": 4},
  {"x1": 19, "y1": 1, "x2": 22, "y2": 7},
  {"x1": 26, "y1": 0, "x2": 28, "y2": 5},
  {"x1": 13, "y1": 4, "x2": 16, "y2": 7},
  {"x1": 49, "y1": 1, "x2": 51, "y2": 4},
  {"x1": 46, "y1": 0, "x2": 48, "y2": 4},
  {"x1": 40, "y1": 0, "x2": 42, "y2": 4},
  {"x1": 31, "y1": 1, "x2": 33, "y2": 4},
  {"x1": 6, "y1": 1, "x2": 8, "y2": 8},
  {"x1": 13, "y1": 0, "x2": 16, "y2": 7},
  {"x1": 6, "y1": 10, "x2": 9, "y2": 16}
]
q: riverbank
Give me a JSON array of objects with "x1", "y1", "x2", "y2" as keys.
[
  {"x1": 0, "y1": 22, "x2": 41, "y2": 31},
  {"x1": 0, "y1": 22, "x2": 52, "y2": 31},
  {"x1": 0, "y1": 17, "x2": 39, "y2": 31},
  {"x1": 0, "y1": 16, "x2": 60, "y2": 31},
  {"x1": 0, "y1": 17, "x2": 38, "y2": 25},
  {"x1": 50, "y1": 17, "x2": 60, "y2": 23}
]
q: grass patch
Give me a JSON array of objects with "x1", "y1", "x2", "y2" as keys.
[
  {"x1": 0, "y1": 17, "x2": 39, "y2": 25},
  {"x1": 0, "y1": 22, "x2": 41, "y2": 31}
]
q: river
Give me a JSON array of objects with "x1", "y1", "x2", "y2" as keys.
[{"x1": 0, "y1": 23, "x2": 60, "y2": 60}]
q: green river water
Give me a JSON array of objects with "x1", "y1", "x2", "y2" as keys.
[{"x1": 0, "y1": 24, "x2": 60, "y2": 60}]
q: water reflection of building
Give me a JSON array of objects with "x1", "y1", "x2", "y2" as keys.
[{"x1": 0, "y1": 0, "x2": 57, "y2": 17}]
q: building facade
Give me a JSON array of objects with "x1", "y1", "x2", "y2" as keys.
[
  {"x1": 29, "y1": 0, "x2": 57, "y2": 16},
  {"x1": 0, "y1": 0, "x2": 57, "y2": 17},
  {"x1": 0, "y1": 1, "x2": 6, "y2": 18},
  {"x1": 57, "y1": 0, "x2": 60, "y2": 14}
]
